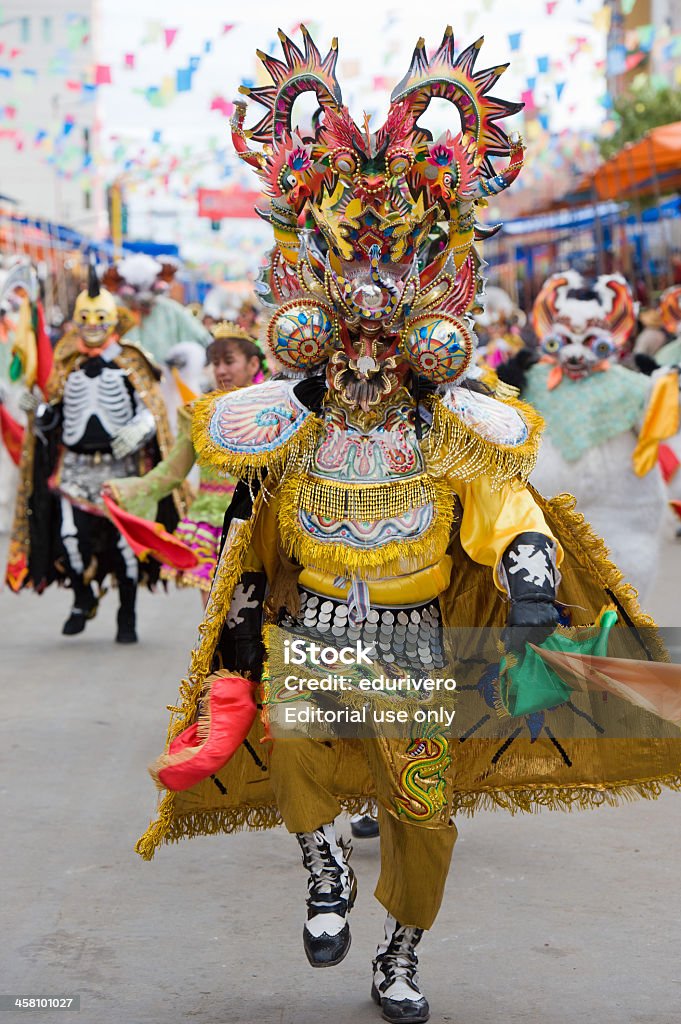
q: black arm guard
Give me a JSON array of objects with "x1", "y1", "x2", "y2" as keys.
[{"x1": 501, "y1": 531, "x2": 560, "y2": 652}]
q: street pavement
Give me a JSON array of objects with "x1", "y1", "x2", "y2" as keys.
[{"x1": 1, "y1": 526, "x2": 681, "y2": 1024}]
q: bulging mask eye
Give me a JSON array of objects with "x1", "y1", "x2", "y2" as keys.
[
  {"x1": 388, "y1": 152, "x2": 412, "y2": 176},
  {"x1": 333, "y1": 151, "x2": 356, "y2": 175},
  {"x1": 279, "y1": 170, "x2": 298, "y2": 192},
  {"x1": 543, "y1": 335, "x2": 562, "y2": 354},
  {"x1": 586, "y1": 335, "x2": 614, "y2": 360}
]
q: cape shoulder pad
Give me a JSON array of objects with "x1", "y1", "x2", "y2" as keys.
[
  {"x1": 423, "y1": 386, "x2": 544, "y2": 488},
  {"x1": 192, "y1": 378, "x2": 321, "y2": 479},
  {"x1": 441, "y1": 386, "x2": 531, "y2": 446}
]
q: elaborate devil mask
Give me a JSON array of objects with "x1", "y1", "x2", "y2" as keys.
[
  {"x1": 532, "y1": 271, "x2": 636, "y2": 382},
  {"x1": 231, "y1": 26, "x2": 525, "y2": 404}
]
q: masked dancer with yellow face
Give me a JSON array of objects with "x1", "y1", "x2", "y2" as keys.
[{"x1": 7, "y1": 260, "x2": 188, "y2": 642}]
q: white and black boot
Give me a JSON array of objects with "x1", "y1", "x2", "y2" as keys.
[
  {"x1": 296, "y1": 822, "x2": 357, "y2": 968},
  {"x1": 371, "y1": 914, "x2": 430, "y2": 1023}
]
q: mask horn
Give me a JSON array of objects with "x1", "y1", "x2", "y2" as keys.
[{"x1": 87, "y1": 254, "x2": 100, "y2": 300}]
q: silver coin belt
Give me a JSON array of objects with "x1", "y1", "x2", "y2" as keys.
[
  {"x1": 59, "y1": 450, "x2": 138, "y2": 508},
  {"x1": 287, "y1": 588, "x2": 445, "y2": 672}
]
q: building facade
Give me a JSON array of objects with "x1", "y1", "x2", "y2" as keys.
[{"x1": 0, "y1": 1, "x2": 102, "y2": 231}]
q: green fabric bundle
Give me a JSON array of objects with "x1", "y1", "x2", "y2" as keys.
[{"x1": 499, "y1": 610, "x2": 619, "y2": 717}]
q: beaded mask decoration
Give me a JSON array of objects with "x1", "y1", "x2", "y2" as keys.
[
  {"x1": 532, "y1": 270, "x2": 636, "y2": 383},
  {"x1": 231, "y1": 25, "x2": 525, "y2": 408}
]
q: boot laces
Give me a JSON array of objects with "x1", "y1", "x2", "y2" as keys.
[
  {"x1": 376, "y1": 925, "x2": 423, "y2": 993},
  {"x1": 298, "y1": 832, "x2": 348, "y2": 912}
]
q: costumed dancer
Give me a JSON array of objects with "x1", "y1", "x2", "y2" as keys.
[
  {"x1": 105, "y1": 323, "x2": 264, "y2": 602},
  {"x1": 498, "y1": 270, "x2": 679, "y2": 602},
  {"x1": 634, "y1": 284, "x2": 681, "y2": 528},
  {"x1": 236, "y1": 295, "x2": 261, "y2": 334},
  {"x1": 633, "y1": 305, "x2": 670, "y2": 359},
  {"x1": 0, "y1": 260, "x2": 43, "y2": 533},
  {"x1": 475, "y1": 284, "x2": 527, "y2": 369},
  {"x1": 6, "y1": 262, "x2": 188, "y2": 642},
  {"x1": 136, "y1": 28, "x2": 681, "y2": 1024},
  {"x1": 103, "y1": 254, "x2": 211, "y2": 363},
  {"x1": 651, "y1": 285, "x2": 681, "y2": 366}
]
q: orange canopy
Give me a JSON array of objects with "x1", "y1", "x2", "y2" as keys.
[{"x1": 585, "y1": 121, "x2": 681, "y2": 202}]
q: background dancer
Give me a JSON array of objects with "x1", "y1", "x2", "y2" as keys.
[
  {"x1": 106, "y1": 323, "x2": 264, "y2": 603},
  {"x1": 7, "y1": 263, "x2": 188, "y2": 642}
]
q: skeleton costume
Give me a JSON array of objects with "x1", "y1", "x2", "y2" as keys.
[
  {"x1": 136, "y1": 29, "x2": 681, "y2": 1024},
  {"x1": 498, "y1": 271, "x2": 680, "y2": 602},
  {"x1": 7, "y1": 264, "x2": 188, "y2": 642}
]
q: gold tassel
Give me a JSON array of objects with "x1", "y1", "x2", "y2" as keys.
[
  {"x1": 191, "y1": 389, "x2": 323, "y2": 484},
  {"x1": 423, "y1": 392, "x2": 544, "y2": 488}
]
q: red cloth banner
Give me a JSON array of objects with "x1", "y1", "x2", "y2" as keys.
[
  {"x1": 102, "y1": 494, "x2": 199, "y2": 570},
  {"x1": 0, "y1": 403, "x2": 24, "y2": 465},
  {"x1": 197, "y1": 187, "x2": 261, "y2": 220},
  {"x1": 34, "y1": 301, "x2": 53, "y2": 399}
]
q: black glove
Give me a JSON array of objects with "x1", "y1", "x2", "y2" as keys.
[{"x1": 501, "y1": 532, "x2": 560, "y2": 653}]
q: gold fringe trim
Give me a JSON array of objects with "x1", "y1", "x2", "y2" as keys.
[
  {"x1": 423, "y1": 393, "x2": 544, "y2": 488},
  {"x1": 136, "y1": 501, "x2": 261, "y2": 860},
  {"x1": 191, "y1": 389, "x2": 323, "y2": 483},
  {"x1": 276, "y1": 473, "x2": 458, "y2": 577},
  {"x1": 134, "y1": 772, "x2": 681, "y2": 859},
  {"x1": 453, "y1": 772, "x2": 681, "y2": 817},
  {"x1": 136, "y1": 795, "x2": 377, "y2": 859},
  {"x1": 281, "y1": 472, "x2": 441, "y2": 521}
]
